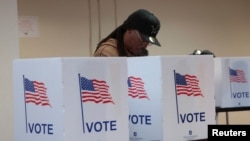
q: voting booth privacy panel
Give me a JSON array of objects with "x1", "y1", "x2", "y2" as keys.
[
  {"x1": 14, "y1": 56, "x2": 216, "y2": 141},
  {"x1": 13, "y1": 57, "x2": 129, "y2": 141},
  {"x1": 215, "y1": 57, "x2": 250, "y2": 108},
  {"x1": 128, "y1": 56, "x2": 216, "y2": 141}
]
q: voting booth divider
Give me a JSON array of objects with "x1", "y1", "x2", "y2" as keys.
[
  {"x1": 13, "y1": 57, "x2": 129, "y2": 141},
  {"x1": 13, "y1": 56, "x2": 216, "y2": 141},
  {"x1": 127, "y1": 56, "x2": 216, "y2": 141},
  {"x1": 215, "y1": 57, "x2": 250, "y2": 108}
]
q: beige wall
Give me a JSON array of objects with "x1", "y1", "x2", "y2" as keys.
[
  {"x1": 18, "y1": 0, "x2": 250, "y2": 58},
  {"x1": 18, "y1": 0, "x2": 90, "y2": 57},
  {"x1": 0, "y1": 0, "x2": 248, "y2": 140},
  {"x1": 0, "y1": 0, "x2": 19, "y2": 141}
]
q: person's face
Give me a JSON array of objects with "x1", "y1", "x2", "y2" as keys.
[{"x1": 124, "y1": 29, "x2": 151, "y2": 56}]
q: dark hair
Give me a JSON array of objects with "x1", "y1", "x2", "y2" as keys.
[
  {"x1": 95, "y1": 9, "x2": 159, "y2": 56},
  {"x1": 95, "y1": 24, "x2": 128, "y2": 56},
  {"x1": 95, "y1": 20, "x2": 149, "y2": 56}
]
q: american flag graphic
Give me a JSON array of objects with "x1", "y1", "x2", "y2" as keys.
[
  {"x1": 175, "y1": 72, "x2": 203, "y2": 97},
  {"x1": 24, "y1": 78, "x2": 51, "y2": 107},
  {"x1": 128, "y1": 76, "x2": 149, "y2": 99},
  {"x1": 229, "y1": 68, "x2": 247, "y2": 83},
  {"x1": 80, "y1": 76, "x2": 115, "y2": 104}
]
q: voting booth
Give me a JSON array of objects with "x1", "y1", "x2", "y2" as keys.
[
  {"x1": 215, "y1": 57, "x2": 250, "y2": 108},
  {"x1": 13, "y1": 57, "x2": 129, "y2": 141},
  {"x1": 14, "y1": 56, "x2": 216, "y2": 141},
  {"x1": 128, "y1": 56, "x2": 216, "y2": 141}
]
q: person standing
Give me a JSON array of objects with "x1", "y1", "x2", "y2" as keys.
[{"x1": 93, "y1": 9, "x2": 161, "y2": 57}]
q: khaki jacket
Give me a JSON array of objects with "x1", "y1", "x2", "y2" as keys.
[
  {"x1": 93, "y1": 38, "x2": 132, "y2": 57},
  {"x1": 93, "y1": 38, "x2": 119, "y2": 57}
]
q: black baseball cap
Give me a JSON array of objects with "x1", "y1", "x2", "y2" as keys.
[{"x1": 124, "y1": 9, "x2": 161, "y2": 46}]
